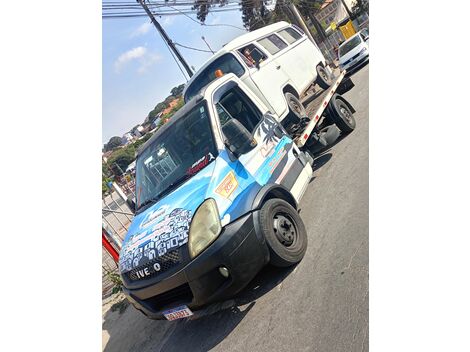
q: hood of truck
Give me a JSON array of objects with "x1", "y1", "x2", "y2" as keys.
[
  {"x1": 118, "y1": 162, "x2": 217, "y2": 275},
  {"x1": 118, "y1": 151, "x2": 258, "y2": 281}
]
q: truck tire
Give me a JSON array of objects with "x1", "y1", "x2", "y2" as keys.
[
  {"x1": 285, "y1": 92, "x2": 306, "y2": 121},
  {"x1": 316, "y1": 65, "x2": 332, "y2": 89},
  {"x1": 329, "y1": 96, "x2": 356, "y2": 133},
  {"x1": 259, "y1": 198, "x2": 308, "y2": 267}
]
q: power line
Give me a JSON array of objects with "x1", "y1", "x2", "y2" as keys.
[
  {"x1": 174, "y1": 42, "x2": 213, "y2": 53},
  {"x1": 102, "y1": 6, "x2": 244, "y2": 19},
  {"x1": 162, "y1": 3, "x2": 246, "y2": 30}
]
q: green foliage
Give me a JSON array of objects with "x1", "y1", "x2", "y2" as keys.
[
  {"x1": 148, "y1": 101, "x2": 167, "y2": 119},
  {"x1": 161, "y1": 97, "x2": 184, "y2": 123},
  {"x1": 352, "y1": 0, "x2": 369, "y2": 17},
  {"x1": 133, "y1": 132, "x2": 153, "y2": 150},
  {"x1": 107, "y1": 146, "x2": 136, "y2": 176},
  {"x1": 102, "y1": 176, "x2": 112, "y2": 195},
  {"x1": 104, "y1": 136, "x2": 122, "y2": 152},
  {"x1": 164, "y1": 95, "x2": 175, "y2": 106},
  {"x1": 170, "y1": 84, "x2": 185, "y2": 97},
  {"x1": 103, "y1": 266, "x2": 123, "y2": 295}
]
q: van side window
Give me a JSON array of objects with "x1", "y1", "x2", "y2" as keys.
[
  {"x1": 216, "y1": 87, "x2": 262, "y2": 134},
  {"x1": 291, "y1": 24, "x2": 304, "y2": 36},
  {"x1": 277, "y1": 28, "x2": 302, "y2": 44},
  {"x1": 257, "y1": 34, "x2": 288, "y2": 55},
  {"x1": 238, "y1": 44, "x2": 267, "y2": 67}
]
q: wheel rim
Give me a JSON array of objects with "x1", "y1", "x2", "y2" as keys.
[
  {"x1": 338, "y1": 101, "x2": 352, "y2": 123},
  {"x1": 273, "y1": 212, "x2": 298, "y2": 247},
  {"x1": 289, "y1": 97, "x2": 304, "y2": 117},
  {"x1": 319, "y1": 67, "x2": 330, "y2": 82}
]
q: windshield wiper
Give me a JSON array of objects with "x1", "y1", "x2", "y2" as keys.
[{"x1": 135, "y1": 175, "x2": 191, "y2": 214}]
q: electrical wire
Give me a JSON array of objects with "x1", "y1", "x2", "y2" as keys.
[
  {"x1": 174, "y1": 42, "x2": 213, "y2": 53},
  {"x1": 161, "y1": 3, "x2": 246, "y2": 30}
]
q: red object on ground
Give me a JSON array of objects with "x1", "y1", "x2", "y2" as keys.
[{"x1": 102, "y1": 230, "x2": 120, "y2": 262}]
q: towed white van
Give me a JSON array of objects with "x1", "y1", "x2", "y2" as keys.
[{"x1": 183, "y1": 21, "x2": 331, "y2": 128}]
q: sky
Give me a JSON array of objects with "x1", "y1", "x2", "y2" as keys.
[{"x1": 102, "y1": 8, "x2": 247, "y2": 145}]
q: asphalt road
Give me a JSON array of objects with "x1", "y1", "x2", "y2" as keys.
[{"x1": 102, "y1": 65, "x2": 369, "y2": 352}]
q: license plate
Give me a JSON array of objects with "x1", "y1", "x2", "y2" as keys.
[{"x1": 162, "y1": 305, "x2": 193, "y2": 321}]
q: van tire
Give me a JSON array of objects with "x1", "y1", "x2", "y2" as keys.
[
  {"x1": 259, "y1": 198, "x2": 308, "y2": 267},
  {"x1": 285, "y1": 92, "x2": 306, "y2": 121},
  {"x1": 316, "y1": 65, "x2": 331, "y2": 89},
  {"x1": 329, "y1": 96, "x2": 356, "y2": 133}
]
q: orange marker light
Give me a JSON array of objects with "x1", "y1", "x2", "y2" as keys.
[{"x1": 215, "y1": 69, "x2": 224, "y2": 78}]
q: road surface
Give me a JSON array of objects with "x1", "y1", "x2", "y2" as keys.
[{"x1": 103, "y1": 64, "x2": 369, "y2": 352}]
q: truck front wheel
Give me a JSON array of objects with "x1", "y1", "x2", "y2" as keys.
[
  {"x1": 259, "y1": 199, "x2": 308, "y2": 267},
  {"x1": 316, "y1": 65, "x2": 332, "y2": 89}
]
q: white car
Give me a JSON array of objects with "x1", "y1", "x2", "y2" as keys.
[
  {"x1": 183, "y1": 22, "x2": 331, "y2": 127},
  {"x1": 338, "y1": 29, "x2": 369, "y2": 74}
]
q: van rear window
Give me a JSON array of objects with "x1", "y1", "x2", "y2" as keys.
[
  {"x1": 184, "y1": 53, "x2": 245, "y2": 102},
  {"x1": 258, "y1": 34, "x2": 288, "y2": 55}
]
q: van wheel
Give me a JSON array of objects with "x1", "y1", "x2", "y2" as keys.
[
  {"x1": 259, "y1": 199, "x2": 308, "y2": 267},
  {"x1": 329, "y1": 96, "x2": 356, "y2": 133},
  {"x1": 285, "y1": 92, "x2": 306, "y2": 122},
  {"x1": 316, "y1": 65, "x2": 331, "y2": 89}
]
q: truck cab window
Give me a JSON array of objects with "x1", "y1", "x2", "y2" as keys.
[{"x1": 216, "y1": 87, "x2": 262, "y2": 134}]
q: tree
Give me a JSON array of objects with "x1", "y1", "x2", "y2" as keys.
[
  {"x1": 352, "y1": 0, "x2": 369, "y2": 17},
  {"x1": 104, "y1": 136, "x2": 122, "y2": 152},
  {"x1": 170, "y1": 84, "x2": 185, "y2": 97},
  {"x1": 295, "y1": 0, "x2": 327, "y2": 43},
  {"x1": 148, "y1": 101, "x2": 167, "y2": 119}
]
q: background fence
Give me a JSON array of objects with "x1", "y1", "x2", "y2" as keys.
[{"x1": 102, "y1": 188, "x2": 134, "y2": 298}]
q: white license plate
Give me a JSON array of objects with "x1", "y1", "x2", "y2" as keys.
[{"x1": 163, "y1": 305, "x2": 193, "y2": 321}]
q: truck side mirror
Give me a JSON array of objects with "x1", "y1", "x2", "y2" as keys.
[
  {"x1": 126, "y1": 198, "x2": 136, "y2": 214},
  {"x1": 222, "y1": 119, "x2": 257, "y2": 157}
]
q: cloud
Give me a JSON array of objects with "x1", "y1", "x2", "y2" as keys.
[
  {"x1": 114, "y1": 46, "x2": 147, "y2": 72},
  {"x1": 162, "y1": 16, "x2": 175, "y2": 27},
  {"x1": 114, "y1": 46, "x2": 161, "y2": 74},
  {"x1": 137, "y1": 53, "x2": 161, "y2": 74},
  {"x1": 131, "y1": 22, "x2": 152, "y2": 38}
]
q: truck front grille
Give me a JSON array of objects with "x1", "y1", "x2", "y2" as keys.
[{"x1": 125, "y1": 250, "x2": 181, "y2": 282}]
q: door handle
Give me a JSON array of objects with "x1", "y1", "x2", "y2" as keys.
[{"x1": 276, "y1": 65, "x2": 281, "y2": 70}]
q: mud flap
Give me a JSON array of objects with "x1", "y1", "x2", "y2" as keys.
[{"x1": 307, "y1": 125, "x2": 341, "y2": 154}]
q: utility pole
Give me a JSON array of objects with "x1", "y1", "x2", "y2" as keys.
[
  {"x1": 340, "y1": 0, "x2": 354, "y2": 18},
  {"x1": 286, "y1": 3, "x2": 317, "y2": 46},
  {"x1": 137, "y1": 0, "x2": 193, "y2": 78}
]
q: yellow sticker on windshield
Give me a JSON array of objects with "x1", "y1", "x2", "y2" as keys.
[{"x1": 215, "y1": 171, "x2": 238, "y2": 199}]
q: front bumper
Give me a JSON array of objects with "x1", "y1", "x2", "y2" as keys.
[
  {"x1": 123, "y1": 211, "x2": 269, "y2": 319},
  {"x1": 342, "y1": 53, "x2": 369, "y2": 75}
]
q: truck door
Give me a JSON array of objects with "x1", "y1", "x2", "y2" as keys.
[{"x1": 214, "y1": 82, "x2": 298, "y2": 187}]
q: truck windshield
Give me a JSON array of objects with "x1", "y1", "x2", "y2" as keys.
[
  {"x1": 339, "y1": 36, "x2": 362, "y2": 56},
  {"x1": 184, "y1": 53, "x2": 245, "y2": 102},
  {"x1": 135, "y1": 101, "x2": 217, "y2": 212}
]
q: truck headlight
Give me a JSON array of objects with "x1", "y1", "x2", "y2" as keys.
[{"x1": 188, "y1": 199, "x2": 222, "y2": 258}]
